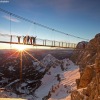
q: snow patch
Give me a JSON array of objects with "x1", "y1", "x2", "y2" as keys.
[{"x1": 8, "y1": 66, "x2": 15, "y2": 71}]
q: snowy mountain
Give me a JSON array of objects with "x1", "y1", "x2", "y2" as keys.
[
  {"x1": 0, "y1": 52, "x2": 79, "y2": 100},
  {"x1": 35, "y1": 55, "x2": 80, "y2": 100},
  {"x1": 41, "y1": 54, "x2": 57, "y2": 65}
]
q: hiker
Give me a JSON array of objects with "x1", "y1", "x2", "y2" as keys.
[
  {"x1": 10, "y1": 35, "x2": 12, "y2": 43},
  {"x1": 33, "y1": 36, "x2": 36, "y2": 45},
  {"x1": 17, "y1": 36, "x2": 21, "y2": 44},
  {"x1": 30, "y1": 36, "x2": 33, "y2": 45},
  {"x1": 26, "y1": 35, "x2": 30, "y2": 44},
  {"x1": 23, "y1": 36, "x2": 26, "y2": 44}
]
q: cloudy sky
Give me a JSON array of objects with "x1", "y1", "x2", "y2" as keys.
[{"x1": 0, "y1": 0, "x2": 100, "y2": 45}]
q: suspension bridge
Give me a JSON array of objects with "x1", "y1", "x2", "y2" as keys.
[
  {"x1": 0, "y1": 33, "x2": 77, "y2": 48},
  {"x1": 0, "y1": 8, "x2": 89, "y2": 49}
]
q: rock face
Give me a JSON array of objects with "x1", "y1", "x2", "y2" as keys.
[
  {"x1": 78, "y1": 65, "x2": 93, "y2": 88},
  {"x1": 76, "y1": 41, "x2": 88, "y2": 49},
  {"x1": 71, "y1": 33, "x2": 100, "y2": 100}
]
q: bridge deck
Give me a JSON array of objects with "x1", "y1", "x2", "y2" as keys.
[{"x1": 0, "y1": 41, "x2": 76, "y2": 49}]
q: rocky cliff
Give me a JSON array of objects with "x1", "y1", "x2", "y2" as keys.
[{"x1": 71, "y1": 33, "x2": 100, "y2": 100}]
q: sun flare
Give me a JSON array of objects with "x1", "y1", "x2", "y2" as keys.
[{"x1": 13, "y1": 44, "x2": 27, "y2": 51}]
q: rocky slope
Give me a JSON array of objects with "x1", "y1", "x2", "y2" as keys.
[
  {"x1": 0, "y1": 50, "x2": 79, "y2": 100},
  {"x1": 35, "y1": 54, "x2": 80, "y2": 100},
  {"x1": 0, "y1": 50, "x2": 80, "y2": 100},
  {"x1": 71, "y1": 33, "x2": 100, "y2": 100},
  {"x1": 0, "y1": 52, "x2": 44, "y2": 99}
]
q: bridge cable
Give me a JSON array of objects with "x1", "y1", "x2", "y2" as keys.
[
  {"x1": 10, "y1": 13, "x2": 12, "y2": 48},
  {"x1": 0, "y1": 8, "x2": 89, "y2": 41}
]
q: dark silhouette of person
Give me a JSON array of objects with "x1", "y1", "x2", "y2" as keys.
[
  {"x1": 17, "y1": 36, "x2": 21, "y2": 44},
  {"x1": 30, "y1": 37, "x2": 33, "y2": 45},
  {"x1": 23, "y1": 36, "x2": 26, "y2": 44},
  {"x1": 10, "y1": 35, "x2": 12, "y2": 43},
  {"x1": 26, "y1": 35, "x2": 30, "y2": 44},
  {"x1": 33, "y1": 36, "x2": 36, "y2": 45}
]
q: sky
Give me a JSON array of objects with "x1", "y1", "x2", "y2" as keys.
[{"x1": 0, "y1": 0, "x2": 100, "y2": 49}]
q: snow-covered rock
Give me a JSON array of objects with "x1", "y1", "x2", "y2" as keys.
[
  {"x1": 35, "y1": 57, "x2": 80, "y2": 100},
  {"x1": 41, "y1": 54, "x2": 57, "y2": 66},
  {"x1": 0, "y1": 51, "x2": 79, "y2": 100},
  {"x1": 8, "y1": 66, "x2": 15, "y2": 71}
]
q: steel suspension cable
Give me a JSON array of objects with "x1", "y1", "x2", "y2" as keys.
[{"x1": 0, "y1": 8, "x2": 89, "y2": 41}]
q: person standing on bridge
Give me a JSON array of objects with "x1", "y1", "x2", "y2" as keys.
[
  {"x1": 10, "y1": 35, "x2": 12, "y2": 43},
  {"x1": 17, "y1": 36, "x2": 21, "y2": 44},
  {"x1": 30, "y1": 36, "x2": 33, "y2": 45},
  {"x1": 26, "y1": 35, "x2": 30, "y2": 44},
  {"x1": 33, "y1": 36, "x2": 36, "y2": 45},
  {"x1": 23, "y1": 36, "x2": 26, "y2": 44}
]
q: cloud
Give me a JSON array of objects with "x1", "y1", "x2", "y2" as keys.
[{"x1": 3, "y1": 15, "x2": 20, "y2": 23}]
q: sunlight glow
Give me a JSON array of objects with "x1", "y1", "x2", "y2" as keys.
[{"x1": 13, "y1": 44, "x2": 27, "y2": 51}]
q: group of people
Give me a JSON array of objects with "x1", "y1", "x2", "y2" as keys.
[{"x1": 17, "y1": 35, "x2": 36, "y2": 45}]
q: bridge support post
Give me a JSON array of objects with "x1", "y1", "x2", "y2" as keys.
[
  {"x1": 68, "y1": 43, "x2": 69, "y2": 48},
  {"x1": 66, "y1": 43, "x2": 67, "y2": 47},
  {"x1": 52, "y1": 41, "x2": 53, "y2": 47},
  {"x1": 54, "y1": 41, "x2": 55, "y2": 46}
]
